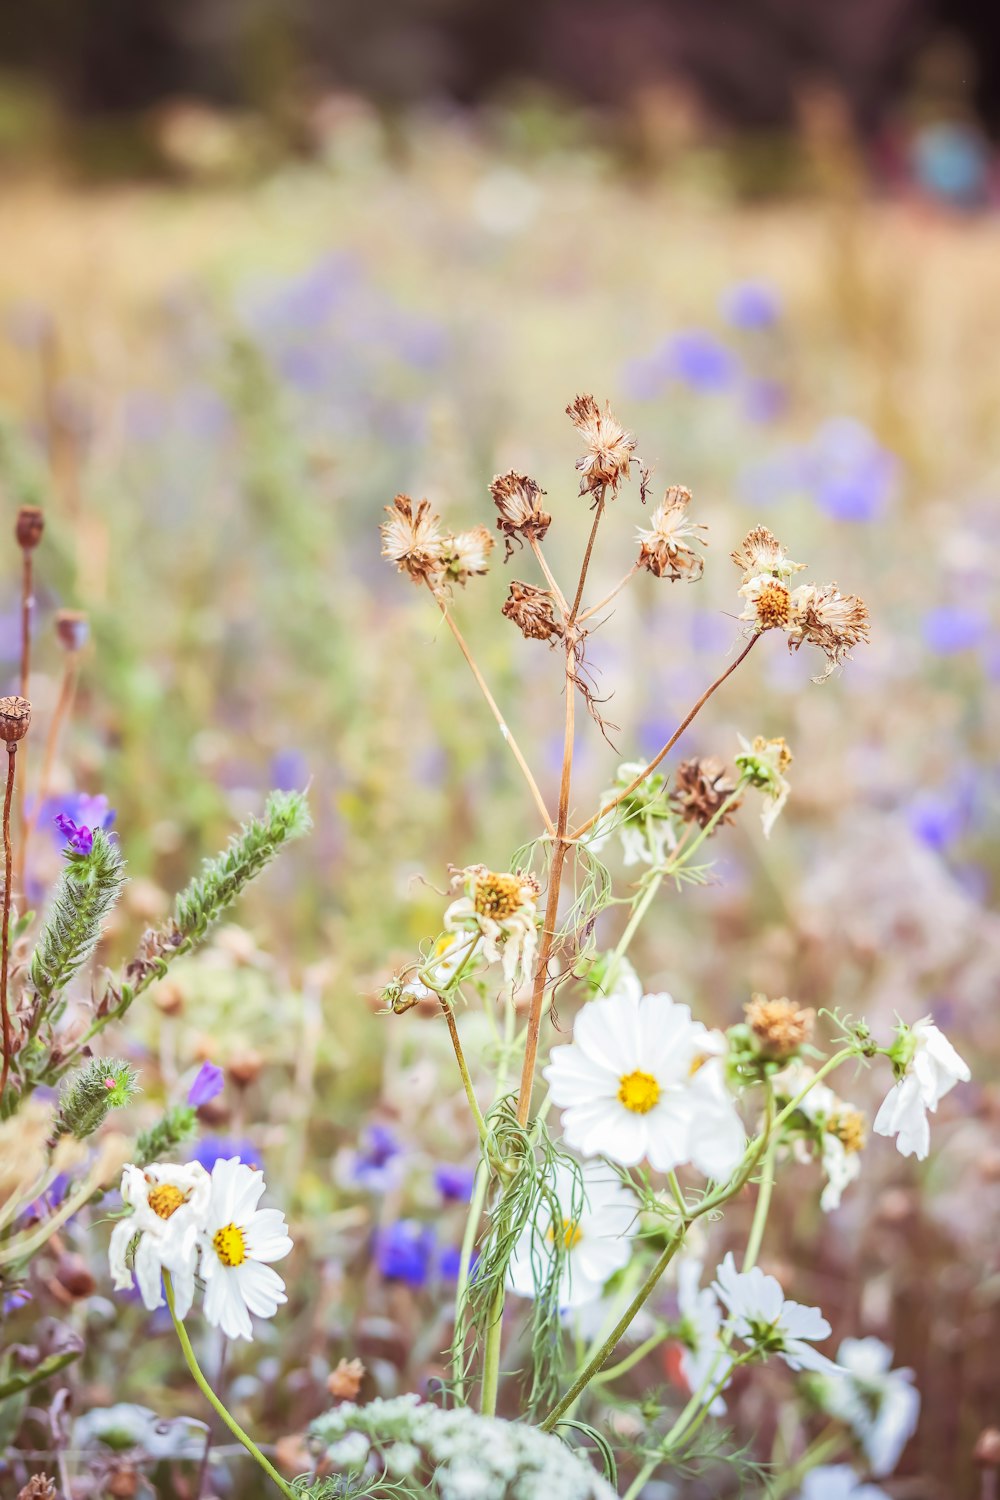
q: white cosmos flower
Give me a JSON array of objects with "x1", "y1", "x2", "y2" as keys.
[
  {"x1": 587, "y1": 764, "x2": 676, "y2": 868},
  {"x1": 798, "y1": 1466, "x2": 889, "y2": 1500},
  {"x1": 675, "y1": 1259, "x2": 732, "y2": 1413},
  {"x1": 444, "y1": 865, "x2": 540, "y2": 987},
  {"x1": 108, "y1": 1162, "x2": 211, "y2": 1318},
  {"x1": 772, "y1": 1062, "x2": 866, "y2": 1213},
  {"x1": 815, "y1": 1337, "x2": 920, "y2": 1477},
  {"x1": 544, "y1": 988, "x2": 745, "y2": 1177},
  {"x1": 819, "y1": 1133, "x2": 862, "y2": 1213},
  {"x1": 198, "y1": 1157, "x2": 293, "y2": 1341},
  {"x1": 873, "y1": 1017, "x2": 970, "y2": 1160},
  {"x1": 508, "y1": 1161, "x2": 637, "y2": 1309},
  {"x1": 713, "y1": 1252, "x2": 841, "y2": 1374}
]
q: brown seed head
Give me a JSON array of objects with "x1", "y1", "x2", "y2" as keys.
[
  {"x1": 670, "y1": 758, "x2": 743, "y2": 830},
  {"x1": 490, "y1": 471, "x2": 551, "y2": 558},
  {"x1": 752, "y1": 580, "x2": 792, "y2": 630},
  {"x1": 229, "y1": 1049, "x2": 264, "y2": 1087},
  {"x1": 566, "y1": 393, "x2": 636, "y2": 498},
  {"x1": 17, "y1": 1477, "x2": 58, "y2": 1500},
  {"x1": 55, "y1": 608, "x2": 89, "y2": 653},
  {"x1": 636, "y1": 486, "x2": 708, "y2": 581},
  {"x1": 438, "y1": 525, "x2": 494, "y2": 587},
  {"x1": 502, "y1": 580, "x2": 564, "y2": 644},
  {"x1": 380, "y1": 494, "x2": 444, "y2": 586},
  {"x1": 731, "y1": 525, "x2": 804, "y2": 582},
  {"x1": 474, "y1": 869, "x2": 531, "y2": 921},
  {"x1": 0, "y1": 696, "x2": 31, "y2": 743},
  {"x1": 745, "y1": 994, "x2": 815, "y2": 1059},
  {"x1": 788, "y1": 583, "x2": 870, "y2": 672},
  {"x1": 327, "y1": 1356, "x2": 366, "y2": 1400},
  {"x1": 105, "y1": 1464, "x2": 140, "y2": 1500},
  {"x1": 15, "y1": 506, "x2": 44, "y2": 551}
]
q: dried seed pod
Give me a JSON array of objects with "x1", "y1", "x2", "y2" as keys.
[
  {"x1": 55, "y1": 608, "x2": 89, "y2": 653},
  {"x1": 15, "y1": 506, "x2": 44, "y2": 551},
  {"x1": 0, "y1": 696, "x2": 31, "y2": 743},
  {"x1": 670, "y1": 758, "x2": 742, "y2": 829},
  {"x1": 501, "y1": 580, "x2": 564, "y2": 644}
]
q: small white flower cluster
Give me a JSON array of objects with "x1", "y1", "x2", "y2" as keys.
[
  {"x1": 308, "y1": 1394, "x2": 618, "y2": 1500},
  {"x1": 108, "y1": 1157, "x2": 292, "y2": 1341}
]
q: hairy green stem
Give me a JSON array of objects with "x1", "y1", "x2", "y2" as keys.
[{"x1": 164, "y1": 1273, "x2": 296, "y2": 1499}]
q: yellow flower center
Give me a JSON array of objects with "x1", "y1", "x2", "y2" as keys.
[
  {"x1": 618, "y1": 1070, "x2": 660, "y2": 1114},
  {"x1": 212, "y1": 1222, "x2": 247, "y2": 1267},
  {"x1": 829, "y1": 1109, "x2": 867, "y2": 1154},
  {"x1": 148, "y1": 1184, "x2": 187, "y2": 1220},
  {"x1": 547, "y1": 1217, "x2": 583, "y2": 1251},
  {"x1": 755, "y1": 581, "x2": 791, "y2": 630},
  {"x1": 474, "y1": 871, "x2": 524, "y2": 921}
]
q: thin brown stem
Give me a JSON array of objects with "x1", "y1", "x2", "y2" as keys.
[
  {"x1": 568, "y1": 493, "x2": 606, "y2": 623},
  {"x1": 1, "y1": 746, "x2": 18, "y2": 1100},
  {"x1": 19, "y1": 551, "x2": 32, "y2": 700},
  {"x1": 576, "y1": 562, "x2": 641, "y2": 625},
  {"x1": 430, "y1": 589, "x2": 555, "y2": 837},
  {"x1": 529, "y1": 539, "x2": 570, "y2": 618},
  {"x1": 572, "y1": 634, "x2": 760, "y2": 841},
  {"x1": 20, "y1": 655, "x2": 79, "y2": 888}
]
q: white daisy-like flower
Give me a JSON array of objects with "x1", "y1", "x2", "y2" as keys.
[
  {"x1": 814, "y1": 1337, "x2": 920, "y2": 1476},
  {"x1": 108, "y1": 1161, "x2": 211, "y2": 1318},
  {"x1": 508, "y1": 1161, "x2": 637, "y2": 1310},
  {"x1": 586, "y1": 764, "x2": 676, "y2": 867},
  {"x1": 444, "y1": 865, "x2": 541, "y2": 987},
  {"x1": 675, "y1": 1259, "x2": 732, "y2": 1413},
  {"x1": 543, "y1": 987, "x2": 746, "y2": 1178},
  {"x1": 713, "y1": 1252, "x2": 842, "y2": 1374},
  {"x1": 198, "y1": 1157, "x2": 293, "y2": 1341},
  {"x1": 873, "y1": 1016, "x2": 970, "y2": 1160},
  {"x1": 797, "y1": 1466, "x2": 889, "y2": 1500},
  {"x1": 735, "y1": 734, "x2": 792, "y2": 838}
]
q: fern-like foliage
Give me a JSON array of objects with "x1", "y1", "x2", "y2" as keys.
[{"x1": 29, "y1": 828, "x2": 126, "y2": 1010}]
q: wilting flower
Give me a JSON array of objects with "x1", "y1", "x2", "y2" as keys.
[
  {"x1": 713, "y1": 1253, "x2": 841, "y2": 1374},
  {"x1": 198, "y1": 1158, "x2": 293, "y2": 1340},
  {"x1": 813, "y1": 1337, "x2": 920, "y2": 1477},
  {"x1": 873, "y1": 1016, "x2": 970, "y2": 1160},
  {"x1": 544, "y1": 986, "x2": 745, "y2": 1178},
  {"x1": 787, "y1": 583, "x2": 871, "y2": 676},
  {"x1": 502, "y1": 580, "x2": 564, "y2": 644},
  {"x1": 109, "y1": 1162, "x2": 211, "y2": 1318},
  {"x1": 380, "y1": 494, "x2": 444, "y2": 586},
  {"x1": 438, "y1": 525, "x2": 495, "y2": 588},
  {"x1": 490, "y1": 471, "x2": 552, "y2": 557},
  {"x1": 731, "y1": 525, "x2": 804, "y2": 583},
  {"x1": 675, "y1": 1259, "x2": 732, "y2": 1412},
  {"x1": 566, "y1": 393, "x2": 636, "y2": 499},
  {"x1": 745, "y1": 995, "x2": 815, "y2": 1060},
  {"x1": 735, "y1": 734, "x2": 792, "y2": 838},
  {"x1": 587, "y1": 764, "x2": 675, "y2": 866},
  {"x1": 772, "y1": 1061, "x2": 866, "y2": 1213},
  {"x1": 444, "y1": 865, "x2": 541, "y2": 987},
  {"x1": 739, "y1": 573, "x2": 793, "y2": 632},
  {"x1": 636, "y1": 486, "x2": 707, "y2": 581},
  {"x1": 670, "y1": 758, "x2": 742, "y2": 831},
  {"x1": 508, "y1": 1161, "x2": 637, "y2": 1309}
]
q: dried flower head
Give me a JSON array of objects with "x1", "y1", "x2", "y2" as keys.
[
  {"x1": 670, "y1": 758, "x2": 742, "y2": 830},
  {"x1": 380, "y1": 495, "x2": 444, "y2": 586},
  {"x1": 438, "y1": 525, "x2": 494, "y2": 587},
  {"x1": 55, "y1": 608, "x2": 89, "y2": 653},
  {"x1": 15, "y1": 505, "x2": 45, "y2": 551},
  {"x1": 328, "y1": 1356, "x2": 367, "y2": 1400},
  {"x1": 17, "y1": 1476, "x2": 58, "y2": 1500},
  {"x1": 731, "y1": 526, "x2": 804, "y2": 582},
  {"x1": 636, "y1": 486, "x2": 708, "y2": 581},
  {"x1": 739, "y1": 575, "x2": 792, "y2": 632},
  {"x1": 0, "y1": 695, "x2": 31, "y2": 743},
  {"x1": 788, "y1": 583, "x2": 871, "y2": 676},
  {"x1": 501, "y1": 580, "x2": 564, "y2": 644},
  {"x1": 566, "y1": 393, "x2": 636, "y2": 499},
  {"x1": 490, "y1": 471, "x2": 552, "y2": 558},
  {"x1": 735, "y1": 735, "x2": 793, "y2": 838},
  {"x1": 745, "y1": 994, "x2": 815, "y2": 1059},
  {"x1": 445, "y1": 864, "x2": 542, "y2": 987}
]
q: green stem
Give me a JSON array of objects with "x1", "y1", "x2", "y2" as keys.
[
  {"x1": 770, "y1": 1047, "x2": 859, "y2": 1136},
  {"x1": 593, "y1": 1328, "x2": 669, "y2": 1386},
  {"x1": 479, "y1": 1280, "x2": 505, "y2": 1416},
  {"x1": 767, "y1": 1427, "x2": 845, "y2": 1500},
  {"x1": 164, "y1": 1273, "x2": 296, "y2": 1499},
  {"x1": 742, "y1": 1083, "x2": 776, "y2": 1272},
  {"x1": 622, "y1": 1456, "x2": 657, "y2": 1500},
  {"x1": 452, "y1": 1158, "x2": 490, "y2": 1401}
]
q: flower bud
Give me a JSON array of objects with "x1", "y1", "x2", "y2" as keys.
[
  {"x1": 327, "y1": 1356, "x2": 366, "y2": 1400},
  {"x1": 15, "y1": 506, "x2": 44, "y2": 551},
  {"x1": 0, "y1": 696, "x2": 31, "y2": 743},
  {"x1": 229, "y1": 1049, "x2": 263, "y2": 1087},
  {"x1": 54, "y1": 1251, "x2": 97, "y2": 1299}
]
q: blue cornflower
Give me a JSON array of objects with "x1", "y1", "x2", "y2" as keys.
[
  {"x1": 377, "y1": 1220, "x2": 435, "y2": 1287},
  {"x1": 665, "y1": 330, "x2": 739, "y2": 392},
  {"x1": 190, "y1": 1136, "x2": 261, "y2": 1173},
  {"x1": 720, "y1": 280, "x2": 782, "y2": 329},
  {"x1": 187, "y1": 1062, "x2": 225, "y2": 1107},
  {"x1": 922, "y1": 606, "x2": 989, "y2": 655},
  {"x1": 344, "y1": 1124, "x2": 404, "y2": 1193},
  {"x1": 434, "y1": 1164, "x2": 476, "y2": 1202},
  {"x1": 801, "y1": 418, "x2": 897, "y2": 522}
]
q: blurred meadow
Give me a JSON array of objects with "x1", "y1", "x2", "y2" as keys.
[{"x1": 1, "y1": 13, "x2": 1000, "y2": 1498}]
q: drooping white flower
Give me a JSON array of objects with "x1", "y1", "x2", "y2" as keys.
[
  {"x1": 544, "y1": 988, "x2": 745, "y2": 1178},
  {"x1": 818, "y1": 1133, "x2": 862, "y2": 1213},
  {"x1": 586, "y1": 763, "x2": 676, "y2": 867},
  {"x1": 198, "y1": 1157, "x2": 293, "y2": 1341},
  {"x1": 873, "y1": 1016, "x2": 970, "y2": 1160},
  {"x1": 735, "y1": 734, "x2": 792, "y2": 838},
  {"x1": 772, "y1": 1062, "x2": 867, "y2": 1213},
  {"x1": 675, "y1": 1259, "x2": 732, "y2": 1413},
  {"x1": 798, "y1": 1466, "x2": 889, "y2": 1500},
  {"x1": 108, "y1": 1162, "x2": 211, "y2": 1318},
  {"x1": 712, "y1": 1252, "x2": 841, "y2": 1374},
  {"x1": 508, "y1": 1161, "x2": 637, "y2": 1310},
  {"x1": 444, "y1": 865, "x2": 541, "y2": 987},
  {"x1": 815, "y1": 1337, "x2": 920, "y2": 1477}
]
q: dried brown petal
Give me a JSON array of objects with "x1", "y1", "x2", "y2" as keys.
[
  {"x1": 17, "y1": 1477, "x2": 58, "y2": 1500},
  {"x1": 490, "y1": 471, "x2": 551, "y2": 558},
  {"x1": 745, "y1": 994, "x2": 815, "y2": 1059},
  {"x1": 636, "y1": 486, "x2": 707, "y2": 581},
  {"x1": 731, "y1": 525, "x2": 804, "y2": 581},
  {"x1": 670, "y1": 758, "x2": 742, "y2": 829},
  {"x1": 439, "y1": 525, "x2": 494, "y2": 587},
  {"x1": 501, "y1": 580, "x2": 564, "y2": 644},
  {"x1": 566, "y1": 393, "x2": 636, "y2": 499},
  {"x1": 379, "y1": 494, "x2": 444, "y2": 586},
  {"x1": 788, "y1": 583, "x2": 870, "y2": 672},
  {"x1": 327, "y1": 1356, "x2": 366, "y2": 1400}
]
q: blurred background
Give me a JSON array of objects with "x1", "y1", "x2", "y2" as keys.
[{"x1": 1, "y1": 2, "x2": 999, "y2": 1496}]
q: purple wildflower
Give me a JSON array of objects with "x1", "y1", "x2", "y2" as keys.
[
  {"x1": 720, "y1": 280, "x2": 782, "y2": 329},
  {"x1": 190, "y1": 1136, "x2": 261, "y2": 1173},
  {"x1": 922, "y1": 607, "x2": 989, "y2": 655},
  {"x1": 54, "y1": 814, "x2": 94, "y2": 856},
  {"x1": 376, "y1": 1220, "x2": 436, "y2": 1287},
  {"x1": 434, "y1": 1164, "x2": 476, "y2": 1202},
  {"x1": 342, "y1": 1123, "x2": 404, "y2": 1193},
  {"x1": 187, "y1": 1062, "x2": 225, "y2": 1107},
  {"x1": 665, "y1": 331, "x2": 739, "y2": 392}
]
